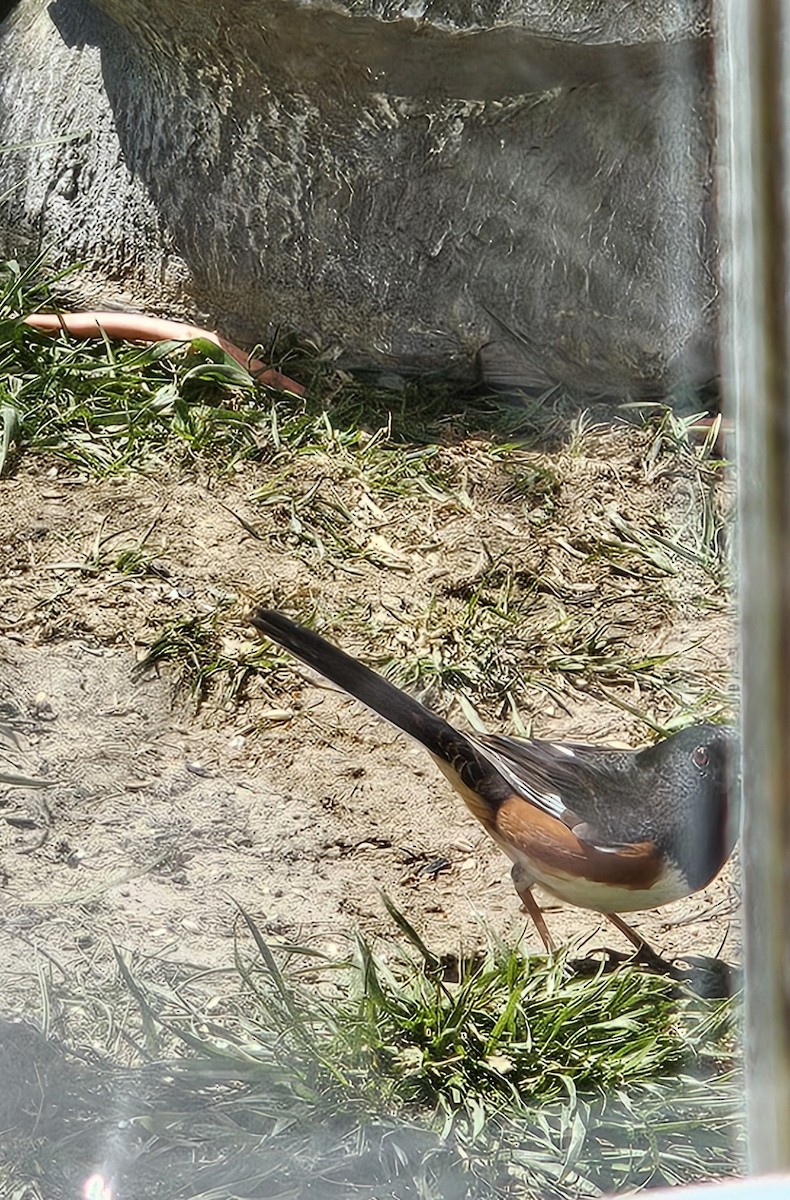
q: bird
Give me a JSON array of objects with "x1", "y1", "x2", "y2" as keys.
[{"x1": 249, "y1": 608, "x2": 739, "y2": 963}]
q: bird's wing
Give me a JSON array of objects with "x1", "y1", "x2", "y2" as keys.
[{"x1": 472, "y1": 732, "x2": 636, "y2": 851}]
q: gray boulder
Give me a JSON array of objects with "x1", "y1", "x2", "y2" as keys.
[{"x1": 0, "y1": 0, "x2": 715, "y2": 395}]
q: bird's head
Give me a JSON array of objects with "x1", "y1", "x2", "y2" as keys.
[{"x1": 643, "y1": 723, "x2": 740, "y2": 891}]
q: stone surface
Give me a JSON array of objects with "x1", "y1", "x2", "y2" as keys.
[{"x1": 0, "y1": 0, "x2": 716, "y2": 395}]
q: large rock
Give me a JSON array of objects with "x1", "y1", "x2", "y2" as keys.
[{"x1": 0, "y1": 0, "x2": 715, "y2": 395}]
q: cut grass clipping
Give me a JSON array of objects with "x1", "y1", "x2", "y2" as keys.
[
  {"x1": 4, "y1": 904, "x2": 742, "y2": 1200},
  {"x1": 132, "y1": 606, "x2": 286, "y2": 707},
  {"x1": 0, "y1": 702, "x2": 54, "y2": 788}
]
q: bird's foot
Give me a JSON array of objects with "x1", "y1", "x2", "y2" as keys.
[
  {"x1": 585, "y1": 943, "x2": 684, "y2": 978},
  {"x1": 580, "y1": 945, "x2": 738, "y2": 998}
]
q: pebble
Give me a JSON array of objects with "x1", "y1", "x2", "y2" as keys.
[
  {"x1": 185, "y1": 761, "x2": 213, "y2": 777},
  {"x1": 258, "y1": 708, "x2": 293, "y2": 723},
  {"x1": 32, "y1": 692, "x2": 55, "y2": 718}
]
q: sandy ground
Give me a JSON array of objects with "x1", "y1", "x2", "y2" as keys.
[{"x1": 0, "y1": 422, "x2": 740, "y2": 1025}]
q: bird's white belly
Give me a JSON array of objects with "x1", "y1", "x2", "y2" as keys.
[{"x1": 517, "y1": 856, "x2": 691, "y2": 914}]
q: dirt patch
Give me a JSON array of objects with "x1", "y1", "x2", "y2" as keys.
[{"x1": 0, "y1": 421, "x2": 739, "y2": 1020}]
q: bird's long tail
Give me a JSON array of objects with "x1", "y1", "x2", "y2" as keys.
[
  {"x1": 249, "y1": 608, "x2": 468, "y2": 754},
  {"x1": 249, "y1": 609, "x2": 515, "y2": 825}
]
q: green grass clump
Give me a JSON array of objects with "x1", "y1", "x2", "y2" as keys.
[
  {"x1": 0, "y1": 259, "x2": 279, "y2": 475},
  {"x1": 0, "y1": 258, "x2": 541, "y2": 480},
  {"x1": 229, "y1": 910, "x2": 712, "y2": 1110},
  {"x1": 7, "y1": 905, "x2": 737, "y2": 1200}
]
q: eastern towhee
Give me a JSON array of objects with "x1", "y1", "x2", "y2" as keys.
[{"x1": 250, "y1": 609, "x2": 739, "y2": 960}]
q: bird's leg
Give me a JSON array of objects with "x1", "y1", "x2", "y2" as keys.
[
  {"x1": 510, "y1": 864, "x2": 556, "y2": 952},
  {"x1": 522, "y1": 891, "x2": 557, "y2": 953},
  {"x1": 604, "y1": 912, "x2": 674, "y2": 971},
  {"x1": 514, "y1": 883, "x2": 556, "y2": 953},
  {"x1": 605, "y1": 912, "x2": 651, "y2": 952}
]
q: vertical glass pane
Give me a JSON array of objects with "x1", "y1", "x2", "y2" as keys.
[{"x1": 717, "y1": 0, "x2": 790, "y2": 1175}]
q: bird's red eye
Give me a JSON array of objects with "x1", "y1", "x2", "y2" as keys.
[{"x1": 692, "y1": 745, "x2": 710, "y2": 769}]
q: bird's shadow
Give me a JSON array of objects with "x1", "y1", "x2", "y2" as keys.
[{"x1": 568, "y1": 947, "x2": 741, "y2": 999}]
